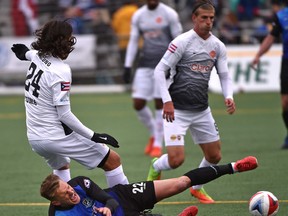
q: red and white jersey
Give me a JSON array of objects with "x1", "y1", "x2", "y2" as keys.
[
  {"x1": 159, "y1": 29, "x2": 232, "y2": 111},
  {"x1": 24, "y1": 50, "x2": 72, "y2": 140}
]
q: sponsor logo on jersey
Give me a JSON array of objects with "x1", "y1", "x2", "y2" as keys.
[
  {"x1": 168, "y1": 43, "x2": 177, "y2": 53},
  {"x1": 190, "y1": 60, "x2": 214, "y2": 73},
  {"x1": 170, "y1": 134, "x2": 181, "y2": 141},
  {"x1": 82, "y1": 198, "x2": 93, "y2": 208},
  {"x1": 61, "y1": 82, "x2": 70, "y2": 91}
]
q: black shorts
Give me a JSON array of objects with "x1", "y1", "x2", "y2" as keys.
[
  {"x1": 280, "y1": 58, "x2": 288, "y2": 94},
  {"x1": 111, "y1": 181, "x2": 156, "y2": 216}
]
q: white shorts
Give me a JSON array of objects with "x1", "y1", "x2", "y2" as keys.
[
  {"x1": 29, "y1": 132, "x2": 110, "y2": 170},
  {"x1": 163, "y1": 107, "x2": 220, "y2": 146},
  {"x1": 132, "y1": 67, "x2": 161, "y2": 100}
]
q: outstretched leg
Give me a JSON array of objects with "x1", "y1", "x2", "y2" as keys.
[{"x1": 153, "y1": 156, "x2": 258, "y2": 202}]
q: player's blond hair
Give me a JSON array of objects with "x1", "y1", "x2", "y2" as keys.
[{"x1": 40, "y1": 174, "x2": 60, "y2": 201}]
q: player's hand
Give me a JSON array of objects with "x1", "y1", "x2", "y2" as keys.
[
  {"x1": 94, "y1": 207, "x2": 112, "y2": 216},
  {"x1": 11, "y1": 44, "x2": 29, "y2": 60},
  {"x1": 123, "y1": 67, "x2": 131, "y2": 84},
  {"x1": 250, "y1": 57, "x2": 260, "y2": 71},
  {"x1": 225, "y1": 98, "x2": 236, "y2": 114},
  {"x1": 163, "y1": 101, "x2": 175, "y2": 122},
  {"x1": 91, "y1": 132, "x2": 119, "y2": 148}
]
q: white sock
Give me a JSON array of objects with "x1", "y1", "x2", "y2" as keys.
[
  {"x1": 192, "y1": 157, "x2": 217, "y2": 190},
  {"x1": 105, "y1": 165, "x2": 129, "y2": 187},
  {"x1": 153, "y1": 154, "x2": 172, "y2": 172},
  {"x1": 153, "y1": 109, "x2": 164, "y2": 148},
  {"x1": 137, "y1": 106, "x2": 155, "y2": 136},
  {"x1": 53, "y1": 169, "x2": 71, "y2": 182}
]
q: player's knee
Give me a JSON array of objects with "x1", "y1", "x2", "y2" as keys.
[
  {"x1": 169, "y1": 157, "x2": 184, "y2": 169},
  {"x1": 207, "y1": 153, "x2": 221, "y2": 164},
  {"x1": 102, "y1": 150, "x2": 122, "y2": 170},
  {"x1": 133, "y1": 99, "x2": 146, "y2": 110}
]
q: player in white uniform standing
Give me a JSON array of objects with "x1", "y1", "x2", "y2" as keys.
[
  {"x1": 147, "y1": 0, "x2": 236, "y2": 204},
  {"x1": 124, "y1": 0, "x2": 183, "y2": 158},
  {"x1": 11, "y1": 20, "x2": 129, "y2": 187}
]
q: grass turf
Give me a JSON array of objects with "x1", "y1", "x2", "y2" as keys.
[{"x1": 0, "y1": 92, "x2": 286, "y2": 215}]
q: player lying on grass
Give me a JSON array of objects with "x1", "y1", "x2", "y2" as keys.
[{"x1": 40, "y1": 156, "x2": 258, "y2": 216}]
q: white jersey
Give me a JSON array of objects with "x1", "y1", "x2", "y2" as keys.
[
  {"x1": 24, "y1": 50, "x2": 72, "y2": 140},
  {"x1": 125, "y1": 2, "x2": 182, "y2": 68},
  {"x1": 160, "y1": 29, "x2": 232, "y2": 111}
]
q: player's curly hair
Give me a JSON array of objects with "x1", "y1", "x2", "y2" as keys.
[{"x1": 31, "y1": 20, "x2": 76, "y2": 60}]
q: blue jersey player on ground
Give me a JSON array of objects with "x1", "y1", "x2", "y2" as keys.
[{"x1": 40, "y1": 156, "x2": 257, "y2": 216}]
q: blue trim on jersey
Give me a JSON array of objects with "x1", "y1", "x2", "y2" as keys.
[
  {"x1": 54, "y1": 185, "x2": 125, "y2": 216},
  {"x1": 277, "y1": 7, "x2": 288, "y2": 58}
]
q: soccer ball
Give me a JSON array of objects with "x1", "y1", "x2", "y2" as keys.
[{"x1": 249, "y1": 191, "x2": 279, "y2": 216}]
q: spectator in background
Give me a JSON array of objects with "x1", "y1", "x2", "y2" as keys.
[
  {"x1": 11, "y1": 0, "x2": 39, "y2": 36},
  {"x1": 111, "y1": 0, "x2": 138, "y2": 65},
  {"x1": 218, "y1": 10, "x2": 242, "y2": 44},
  {"x1": 236, "y1": 0, "x2": 260, "y2": 21},
  {"x1": 58, "y1": 0, "x2": 110, "y2": 34},
  {"x1": 251, "y1": 0, "x2": 288, "y2": 149},
  {"x1": 123, "y1": 0, "x2": 183, "y2": 158}
]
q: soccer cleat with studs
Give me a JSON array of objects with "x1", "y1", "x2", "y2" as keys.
[
  {"x1": 144, "y1": 137, "x2": 155, "y2": 155},
  {"x1": 149, "y1": 147, "x2": 162, "y2": 158},
  {"x1": 147, "y1": 158, "x2": 161, "y2": 181},
  {"x1": 233, "y1": 156, "x2": 258, "y2": 173},
  {"x1": 190, "y1": 187, "x2": 215, "y2": 204},
  {"x1": 178, "y1": 205, "x2": 198, "y2": 216}
]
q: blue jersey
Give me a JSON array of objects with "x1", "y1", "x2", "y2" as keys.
[
  {"x1": 49, "y1": 176, "x2": 124, "y2": 216},
  {"x1": 271, "y1": 7, "x2": 288, "y2": 59},
  {"x1": 48, "y1": 177, "x2": 156, "y2": 216}
]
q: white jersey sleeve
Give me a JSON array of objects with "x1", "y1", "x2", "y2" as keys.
[
  {"x1": 124, "y1": 12, "x2": 141, "y2": 68},
  {"x1": 215, "y1": 43, "x2": 233, "y2": 99},
  {"x1": 56, "y1": 105, "x2": 94, "y2": 139},
  {"x1": 155, "y1": 33, "x2": 187, "y2": 103}
]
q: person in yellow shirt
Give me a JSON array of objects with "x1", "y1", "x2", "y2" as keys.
[{"x1": 111, "y1": 1, "x2": 139, "y2": 64}]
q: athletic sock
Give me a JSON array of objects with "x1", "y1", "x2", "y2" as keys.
[
  {"x1": 53, "y1": 169, "x2": 71, "y2": 182},
  {"x1": 184, "y1": 164, "x2": 233, "y2": 186},
  {"x1": 282, "y1": 111, "x2": 288, "y2": 133},
  {"x1": 153, "y1": 109, "x2": 164, "y2": 148},
  {"x1": 153, "y1": 154, "x2": 171, "y2": 172},
  {"x1": 192, "y1": 157, "x2": 217, "y2": 190},
  {"x1": 137, "y1": 106, "x2": 155, "y2": 136},
  {"x1": 105, "y1": 165, "x2": 129, "y2": 187}
]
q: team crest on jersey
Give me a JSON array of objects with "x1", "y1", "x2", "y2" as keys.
[
  {"x1": 209, "y1": 50, "x2": 216, "y2": 58},
  {"x1": 84, "y1": 179, "x2": 91, "y2": 188},
  {"x1": 156, "y1": 16, "x2": 162, "y2": 23},
  {"x1": 82, "y1": 198, "x2": 93, "y2": 208},
  {"x1": 61, "y1": 82, "x2": 70, "y2": 91}
]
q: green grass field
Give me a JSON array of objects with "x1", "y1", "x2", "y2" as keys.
[{"x1": 0, "y1": 91, "x2": 287, "y2": 215}]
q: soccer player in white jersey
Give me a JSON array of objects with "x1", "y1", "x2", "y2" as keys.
[
  {"x1": 147, "y1": 0, "x2": 236, "y2": 204},
  {"x1": 11, "y1": 20, "x2": 128, "y2": 187},
  {"x1": 124, "y1": 0, "x2": 183, "y2": 158}
]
